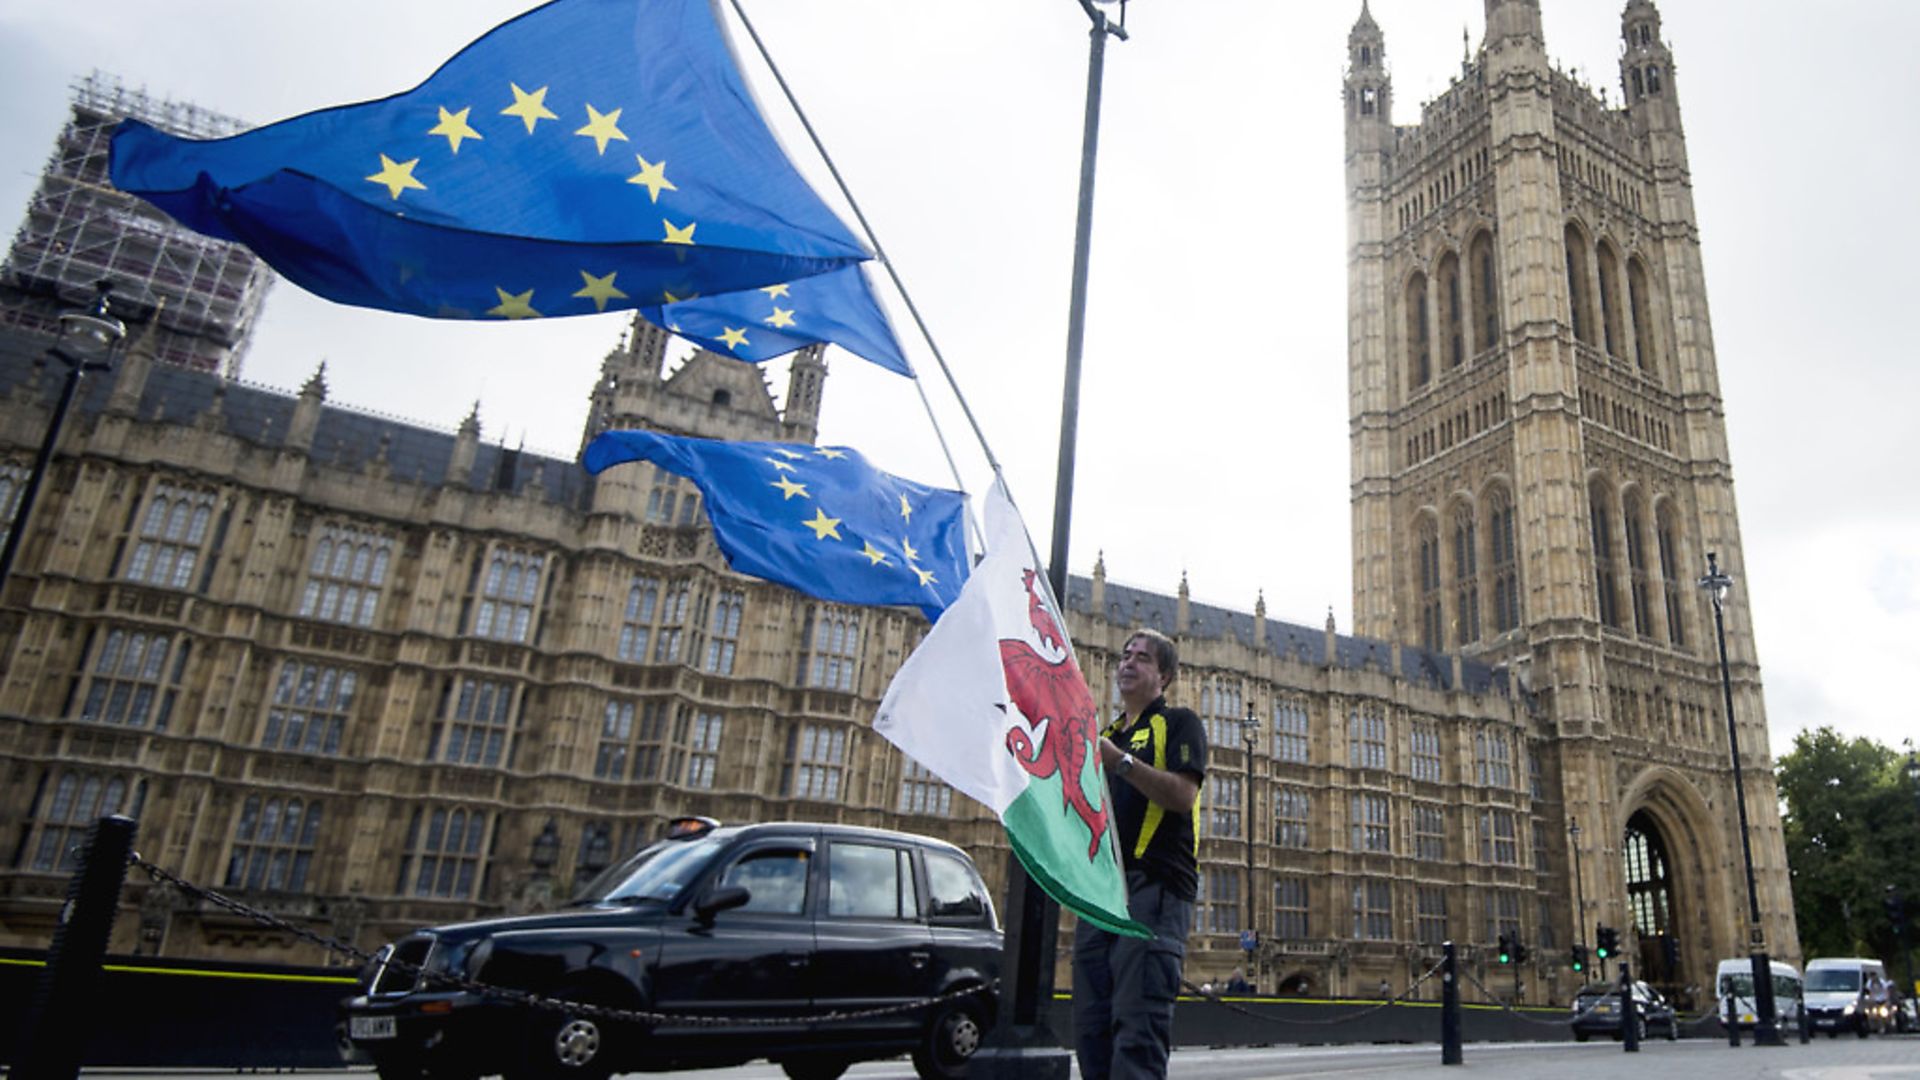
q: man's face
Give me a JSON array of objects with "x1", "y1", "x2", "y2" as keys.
[{"x1": 1115, "y1": 637, "x2": 1166, "y2": 700}]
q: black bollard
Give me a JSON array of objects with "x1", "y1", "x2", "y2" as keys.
[
  {"x1": 1441, "y1": 941, "x2": 1463, "y2": 1066},
  {"x1": 1797, "y1": 995, "x2": 1810, "y2": 1044},
  {"x1": 1620, "y1": 962, "x2": 1640, "y2": 1053},
  {"x1": 12, "y1": 815, "x2": 138, "y2": 1080},
  {"x1": 1726, "y1": 992, "x2": 1741, "y2": 1047}
]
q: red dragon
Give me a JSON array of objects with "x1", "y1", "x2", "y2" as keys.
[{"x1": 1001, "y1": 568, "x2": 1112, "y2": 859}]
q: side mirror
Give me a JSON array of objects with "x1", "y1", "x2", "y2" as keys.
[{"x1": 695, "y1": 884, "x2": 750, "y2": 924}]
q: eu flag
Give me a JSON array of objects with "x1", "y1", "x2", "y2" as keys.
[
  {"x1": 583, "y1": 431, "x2": 970, "y2": 621},
  {"x1": 109, "y1": 0, "x2": 869, "y2": 322},
  {"x1": 643, "y1": 264, "x2": 912, "y2": 376}
]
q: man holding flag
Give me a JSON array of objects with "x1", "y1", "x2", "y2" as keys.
[{"x1": 1075, "y1": 628, "x2": 1207, "y2": 1080}]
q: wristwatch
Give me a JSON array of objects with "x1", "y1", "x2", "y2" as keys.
[{"x1": 1115, "y1": 752, "x2": 1136, "y2": 777}]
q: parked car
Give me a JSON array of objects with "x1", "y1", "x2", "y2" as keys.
[
  {"x1": 1570, "y1": 980, "x2": 1678, "y2": 1042},
  {"x1": 340, "y1": 817, "x2": 1001, "y2": 1080},
  {"x1": 1804, "y1": 957, "x2": 1893, "y2": 1037}
]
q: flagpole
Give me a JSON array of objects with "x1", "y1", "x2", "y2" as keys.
[{"x1": 980, "y1": 3, "x2": 1128, "y2": 1076}]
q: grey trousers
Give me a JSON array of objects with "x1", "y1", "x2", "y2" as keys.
[{"x1": 1071, "y1": 871, "x2": 1193, "y2": 1080}]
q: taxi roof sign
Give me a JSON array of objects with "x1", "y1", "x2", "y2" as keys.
[{"x1": 666, "y1": 816, "x2": 719, "y2": 840}]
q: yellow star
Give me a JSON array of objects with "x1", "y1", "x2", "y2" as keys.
[
  {"x1": 764, "y1": 457, "x2": 797, "y2": 473},
  {"x1": 574, "y1": 104, "x2": 628, "y2": 155},
  {"x1": 365, "y1": 154, "x2": 426, "y2": 200},
  {"x1": 766, "y1": 307, "x2": 796, "y2": 328},
  {"x1": 626, "y1": 154, "x2": 677, "y2": 203},
  {"x1": 915, "y1": 567, "x2": 938, "y2": 587},
  {"x1": 770, "y1": 476, "x2": 810, "y2": 500},
  {"x1": 717, "y1": 326, "x2": 749, "y2": 351},
  {"x1": 663, "y1": 220, "x2": 697, "y2": 245},
  {"x1": 761, "y1": 283, "x2": 791, "y2": 299},
  {"x1": 901, "y1": 538, "x2": 920, "y2": 562},
  {"x1": 898, "y1": 494, "x2": 913, "y2": 523},
  {"x1": 487, "y1": 287, "x2": 541, "y2": 320},
  {"x1": 428, "y1": 106, "x2": 483, "y2": 154},
  {"x1": 860, "y1": 541, "x2": 892, "y2": 567},
  {"x1": 501, "y1": 83, "x2": 558, "y2": 133},
  {"x1": 803, "y1": 508, "x2": 842, "y2": 541},
  {"x1": 816, "y1": 447, "x2": 847, "y2": 460},
  {"x1": 572, "y1": 270, "x2": 628, "y2": 312},
  {"x1": 771, "y1": 448, "x2": 804, "y2": 459},
  {"x1": 661, "y1": 289, "x2": 697, "y2": 304}
]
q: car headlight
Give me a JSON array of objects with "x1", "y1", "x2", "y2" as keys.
[{"x1": 1841, "y1": 1002, "x2": 1856, "y2": 1015}]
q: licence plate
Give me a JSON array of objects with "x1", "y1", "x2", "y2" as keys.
[{"x1": 351, "y1": 1015, "x2": 397, "y2": 1040}]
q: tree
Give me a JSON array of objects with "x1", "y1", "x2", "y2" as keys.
[{"x1": 1777, "y1": 728, "x2": 1919, "y2": 963}]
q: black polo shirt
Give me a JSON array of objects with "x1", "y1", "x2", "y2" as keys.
[{"x1": 1104, "y1": 695, "x2": 1208, "y2": 901}]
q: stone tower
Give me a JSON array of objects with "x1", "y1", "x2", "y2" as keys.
[{"x1": 1345, "y1": 0, "x2": 1797, "y2": 988}]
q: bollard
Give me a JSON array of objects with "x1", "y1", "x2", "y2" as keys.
[
  {"x1": 12, "y1": 814, "x2": 139, "y2": 1080},
  {"x1": 1726, "y1": 992, "x2": 1741, "y2": 1047},
  {"x1": 1797, "y1": 996, "x2": 1810, "y2": 1044},
  {"x1": 1620, "y1": 961, "x2": 1640, "y2": 1053},
  {"x1": 1441, "y1": 941, "x2": 1463, "y2": 1065}
]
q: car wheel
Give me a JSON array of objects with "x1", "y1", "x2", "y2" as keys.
[
  {"x1": 912, "y1": 1001, "x2": 985, "y2": 1080},
  {"x1": 508, "y1": 1000, "x2": 619, "y2": 1080},
  {"x1": 371, "y1": 1056, "x2": 425, "y2": 1080},
  {"x1": 1574, "y1": 1031, "x2": 1589, "y2": 1043},
  {"x1": 779, "y1": 1057, "x2": 851, "y2": 1080},
  {"x1": 1664, "y1": 1018, "x2": 1678, "y2": 1041}
]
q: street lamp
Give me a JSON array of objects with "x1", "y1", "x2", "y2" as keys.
[
  {"x1": 1569, "y1": 821, "x2": 1588, "y2": 960},
  {"x1": 1699, "y1": 551, "x2": 1784, "y2": 1045},
  {"x1": 1242, "y1": 703, "x2": 1259, "y2": 983},
  {"x1": 0, "y1": 280, "x2": 126, "y2": 592},
  {"x1": 529, "y1": 819, "x2": 560, "y2": 879}
]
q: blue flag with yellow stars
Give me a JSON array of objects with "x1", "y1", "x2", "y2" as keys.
[
  {"x1": 643, "y1": 264, "x2": 911, "y2": 376},
  {"x1": 582, "y1": 430, "x2": 969, "y2": 621},
  {"x1": 108, "y1": 0, "x2": 873, "y2": 328}
]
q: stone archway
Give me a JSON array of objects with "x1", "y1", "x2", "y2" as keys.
[{"x1": 1617, "y1": 766, "x2": 1729, "y2": 1011}]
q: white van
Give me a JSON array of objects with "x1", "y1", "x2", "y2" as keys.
[
  {"x1": 1804, "y1": 957, "x2": 1893, "y2": 1036},
  {"x1": 1714, "y1": 958, "x2": 1804, "y2": 1031}
]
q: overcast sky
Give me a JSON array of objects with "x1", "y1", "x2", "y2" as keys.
[{"x1": 2, "y1": 1, "x2": 1914, "y2": 760}]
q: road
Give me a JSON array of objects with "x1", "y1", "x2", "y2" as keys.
[{"x1": 81, "y1": 1034, "x2": 1920, "y2": 1080}]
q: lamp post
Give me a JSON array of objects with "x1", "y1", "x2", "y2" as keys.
[
  {"x1": 0, "y1": 280, "x2": 126, "y2": 593},
  {"x1": 1699, "y1": 551, "x2": 1784, "y2": 1045},
  {"x1": 985, "y1": 2, "x2": 1130, "y2": 1075},
  {"x1": 1569, "y1": 821, "x2": 1588, "y2": 964},
  {"x1": 1242, "y1": 704, "x2": 1259, "y2": 983}
]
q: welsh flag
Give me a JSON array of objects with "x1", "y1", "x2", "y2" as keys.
[{"x1": 875, "y1": 477, "x2": 1148, "y2": 937}]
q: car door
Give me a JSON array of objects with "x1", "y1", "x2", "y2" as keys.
[
  {"x1": 922, "y1": 845, "x2": 1001, "y2": 987},
  {"x1": 810, "y1": 837, "x2": 933, "y2": 1035},
  {"x1": 650, "y1": 835, "x2": 818, "y2": 1040}
]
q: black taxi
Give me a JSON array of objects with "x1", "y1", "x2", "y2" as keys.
[{"x1": 341, "y1": 818, "x2": 1000, "y2": 1080}]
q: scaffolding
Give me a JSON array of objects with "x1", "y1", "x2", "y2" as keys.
[{"x1": 1, "y1": 71, "x2": 276, "y2": 377}]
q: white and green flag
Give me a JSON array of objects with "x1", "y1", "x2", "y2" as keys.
[{"x1": 875, "y1": 476, "x2": 1147, "y2": 937}]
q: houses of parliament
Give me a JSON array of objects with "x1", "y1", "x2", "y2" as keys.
[{"x1": 0, "y1": 0, "x2": 1794, "y2": 1006}]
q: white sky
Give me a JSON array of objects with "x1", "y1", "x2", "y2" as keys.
[{"x1": 2, "y1": 1, "x2": 1915, "y2": 759}]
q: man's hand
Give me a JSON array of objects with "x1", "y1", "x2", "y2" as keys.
[{"x1": 1100, "y1": 736, "x2": 1199, "y2": 815}]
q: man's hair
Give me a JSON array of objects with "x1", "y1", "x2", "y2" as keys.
[{"x1": 1125, "y1": 628, "x2": 1178, "y2": 689}]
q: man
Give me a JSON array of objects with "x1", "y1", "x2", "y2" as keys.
[{"x1": 1073, "y1": 627, "x2": 1208, "y2": 1080}]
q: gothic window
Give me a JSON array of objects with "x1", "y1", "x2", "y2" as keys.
[
  {"x1": 472, "y1": 547, "x2": 543, "y2": 643},
  {"x1": 0, "y1": 461, "x2": 26, "y2": 552},
  {"x1": 1410, "y1": 721, "x2": 1443, "y2": 782},
  {"x1": 1271, "y1": 696, "x2": 1310, "y2": 763},
  {"x1": 1628, "y1": 256, "x2": 1659, "y2": 375},
  {"x1": 1273, "y1": 786, "x2": 1311, "y2": 848},
  {"x1": 1564, "y1": 225, "x2": 1593, "y2": 345},
  {"x1": 397, "y1": 805, "x2": 490, "y2": 899},
  {"x1": 1199, "y1": 676, "x2": 1245, "y2": 749},
  {"x1": 1417, "y1": 885, "x2": 1449, "y2": 943},
  {"x1": 1478, "y1": 808, "x2": 1519, "y2": 865},
  {"x1": 1624, "y1": 811, "x2": 1674, "y2": 936},
  {"x1": 1631, "y1": 67, "x2": 1644, "y2": 98},
  {"x1": 1471, "y1": 232, "x2": 1500, "y2": 355},
  {"x1": 1657, "y1": 504, "x2": 1688, "y2": 647},
  {"x1": 1199, "y1": 867, "x2": 1243, "y2": 935},
  {"x1": 1484, "y1": 889, "x2": 1522, "y2": 945},
  {"x1": 27, "y1": 770, "x2": 133, "y2": 872},
  {"x1": 298, "y1": 523, "x2": 393, "y2": 627},
  {"x1": 701, "y1": 588, "x2": 744, "y2": 674},
  {"x1": 1452, "y1": 506, "x2": 1480, "y2": 645},
  {"x1": 1589, "y1": 479, "x2": 1622, "y2": 628},
  {"x1": 1416, "y1": 518, "x2": 1443, "y2": 649},
  {"x1": 1414, "y1": 802, "x2": 1446, "y2": 860},
  {"x1": 620, "y1": 700, "x2": 670, "y2": 780},
  {"x1": 645, "y1": 474, "x2": 701, "y2": 526},
  {"x1": 1646, "y1": 65, "x2": 1662, "y2": 93},
  {"x1": 784, "y1": 722, "x2": 846, "y2": 800},
  {"x1": 618, "y1": 575, "x2": 659, "y2": 662},
  {"x1": 1597, "y1": 242, "x2": 1625, "y2": 359},
  {"x1": 1438, "y1": 251, "x2": 1464, "y2": 369},
  {"x1": 125, "y1": 482, "x2": 217, "y2": 590},
  {"x1": 897, "y1": 758, "x2": 954, "y2": 817},
  {"x1": 1360, "y1": 46, "x2": 1371, "y2": 66},
  {"x1": 653, "y1": 580, "x2": 691, "y2": 663},
  {"x1": 1208, "y1": 775, "x2": 1244, "y2": 839},
  {"x1": 261, "y1": 660, "x2": 357, "y2": 754},
  {"x1": 436, "y1": 679, "x2": 515, "y2": 766},
  {"x1": 77, "y1": 628, "x2": 183, "y2": 730},
  {"x1": 1474, "y1": 728, "x2": 1514, "y2": 788},
  {"x1": 1350, "y1": 791, "x2": 1391, "y2": 852},
  {"x1": 1347, "y1": 702, "x2": 1388, "y2": 770},
  {"x1": 1361, "y1": 86, "x2": 1377, "y2": 116},
  {"x1": 686, "y1": 710, "x2": 723, "y2": 788},
  {"x1": 224, "y1": 795, "x2": 323, "y2": 892},
  {"x1": 1624, "y1": 494, "x2": 1654, "y2": 637},
  {"x1": 1487, "y1": 487, "x2": 1521, "y2": 633},
  {"x1": 1352, "y1": 879, "x2": 1393, "y2": 940},
  {"x1": 1274, "y1": 877, "x2": 1310, "y2": 940},
  {"x1": 799, "y1": 605, "x2": 861, "y2": 691},
  {"x1": 1406, "y1": 272, "x2": 1431, "y2": 390},
  {"x1": 594, "y1": 698, "x2": 650, "y2": 780}
]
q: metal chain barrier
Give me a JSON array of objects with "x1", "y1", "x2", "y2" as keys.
[
  {"x1": 1459, "y1": 965, "x2": 1611, "y2": 1028},
  {"x1": 129, "y1": 853, "x2": 995, "y2": 1029},
  {"x1": 1179, "y1": 956, "x2": 1449, "y2": 1028}
]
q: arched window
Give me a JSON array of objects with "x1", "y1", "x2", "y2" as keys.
[
  {"x1": 1406, "y1": 272, "x2": 1431, "y2": 391},
  {"x1": 1623, "y1": 493, "x2": 1653, "y2": 637},
  {"x1": 1597, "y1": 242, "x2": 1625, "y2": 360},
  {"x1": 1452, "y1": 505, "x2": 1480, "y2": 646},
  {"x1": 1438, "y1": 251, "x2": 1464, "y2": 369},
  {"x1": 1486, "y1": 487, "x2": 1521, "y2": 634},
  {"x1": 1646, "y1": 66, "x2": 1662, "y2": 94},
  {"x1": 1564, "y1": 225, "x2": 1594, "y2": 346},
  {"x1": 1417, "y1": 517, "x2": 1443, "y2": 649},
  {"x1": 1471, "y1": 232, "x2": 1500, "y2": 356},
  {"x1": 1627, "y1": 256, "x2": 1658, "y2": 375},
  {"x1": 1656, "y1": 503, "x2": 1687, "y2": 647},
  {"x1": 1589, "y1": 479, "x2": 1621, "y2": 629},
  {"x1": 1631, "y1": 68, "x2": 1644, "y2": 99}
]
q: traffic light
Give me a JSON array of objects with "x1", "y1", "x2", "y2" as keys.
[
  {"x1": 1570, "y1": 945, "x2": 1588, "y2": 973},
  {"x1": 1496, "y1": 933, "x2": 1513, "y2": 964},
  {"x1": 1514, "y1": 942, "x2": 1531, "y2": 964},
  {"x1": 1885, "y1": 887, "x2": 1907, "y2": 930},
  {"x1": 1595, "y1": 925, "x2": 1618, "y2": 959}
]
